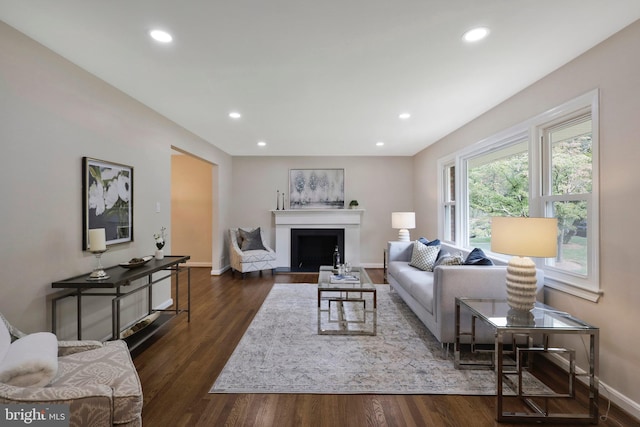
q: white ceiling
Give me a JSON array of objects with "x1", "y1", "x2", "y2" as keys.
[{"x1": 2, "y1": 1, "x2": 639, "y2": 156}]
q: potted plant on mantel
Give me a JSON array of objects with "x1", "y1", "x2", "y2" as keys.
[{"x1": 349, "y1": 200, "x2": 359, "y2": 209}]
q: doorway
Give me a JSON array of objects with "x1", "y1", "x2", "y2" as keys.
[{"x1": 171, "y1": 148, "x2": 215, "y2": 267}]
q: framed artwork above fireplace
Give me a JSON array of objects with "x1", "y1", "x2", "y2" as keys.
[{"x1": 289, "y1": 168, "x2": 344, "y2": 209}]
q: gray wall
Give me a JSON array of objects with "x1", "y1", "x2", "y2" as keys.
[
  {"x1": 0, "y1": 22, "x2": 233, "y2": 339},
  {"x1": 414, "y1": 20, "x2": 640, "y2": 413},
  {"x1": 230, "y1": 156, "x2": 414, "y2": 266}
]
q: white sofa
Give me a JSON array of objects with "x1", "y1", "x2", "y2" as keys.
[{"x1": 387, "y1": 241, "x2": 544, "y2": 344}]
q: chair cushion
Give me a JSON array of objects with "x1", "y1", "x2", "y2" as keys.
[
  {"x1": 239, "y1": 228, "x2": 266, "y2": 251},
  {"x1": 56, "y1": 340, "x2": 142, "y2": 425},
  {"x1": 239, "y1": 249, "x2": 277, "y2": 263}
]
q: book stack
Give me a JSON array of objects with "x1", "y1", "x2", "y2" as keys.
[{"x1": 330, "y1": 273, "x2": 360, "y2": 284}]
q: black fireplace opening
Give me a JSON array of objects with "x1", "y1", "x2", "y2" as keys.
[{"x1": 291, "y1": 228, "x2": 345, "y2": 272}]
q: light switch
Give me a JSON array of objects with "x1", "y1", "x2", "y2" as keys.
[{"x1": 156, "y1": 202, "x2": 161, "y2": 213}]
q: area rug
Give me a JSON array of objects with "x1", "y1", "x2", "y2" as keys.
[{"x1": 210, "y1": 284, "x2": 546, "y2": 395}]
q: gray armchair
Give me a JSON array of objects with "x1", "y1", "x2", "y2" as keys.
[{"x1": 0, "y1": 312, "x2": 142, "y2": 427}]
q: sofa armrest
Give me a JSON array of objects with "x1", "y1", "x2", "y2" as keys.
[
  {"x1": 387, "y1": 241, "x2": 413, "y2": 263},
  {"x1": 433, "y1": 265, "x2": 544, "y2": 343}
]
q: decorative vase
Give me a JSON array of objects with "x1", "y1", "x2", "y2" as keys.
[{"x1": 155, "y1": 249, "x2": 164, "y2": 260}]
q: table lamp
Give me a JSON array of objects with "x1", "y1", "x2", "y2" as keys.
[
  {"x1": 491, "y1": 217, "x2": 557, "y2": 311},
  {"x1": 392, "y1": 212, "x2": 416, "y2": 242},
  {"x1": 88, "y1": 228, "x2": 109, "y2": 280}
]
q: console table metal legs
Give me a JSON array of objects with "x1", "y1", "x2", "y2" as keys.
[{"x1": 52, "y1": 261, "x2": 190, "y2": 341}]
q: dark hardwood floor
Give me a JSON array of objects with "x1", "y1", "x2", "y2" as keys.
[{"x1": 132, "y1": 267, "x2": 638, "y2": 427}]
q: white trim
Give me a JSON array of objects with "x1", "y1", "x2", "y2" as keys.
[
  {"x1": 545, "y1": 278, "x2": 602, "y2": 302},
  {"x1": 211, "y1": 265, "x2": 230, "y2": 276}
]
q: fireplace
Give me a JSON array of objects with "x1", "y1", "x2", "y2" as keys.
[
  {"x1": 272, "y1": 209, "x2": 363, "y2": 269},
  {"x1": 291, "y1": 228, "x2": 344, "y2": 272}
]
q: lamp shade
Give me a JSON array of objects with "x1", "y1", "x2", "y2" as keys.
[
  {"x1": 391, "y1": 212, "x2": 416, "y2": 229},
  {"x1": 491, "y1": 217, "x2": 557, "y2": 258}
]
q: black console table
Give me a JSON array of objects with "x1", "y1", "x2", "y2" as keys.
[{"x1": 51, "y1": 255, "x2": 190, "y2": 349}]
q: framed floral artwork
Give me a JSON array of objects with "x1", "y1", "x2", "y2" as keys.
[
  {"x1": 82, "y1": 157, "x2": 133, "y2": 250},
  {"x1": 289, "y1": 168, "x2": 344, "y2": 209}
]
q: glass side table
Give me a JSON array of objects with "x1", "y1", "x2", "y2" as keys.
[{"x1": 455, "y1": 297, "x2": 599, "y2": 424}]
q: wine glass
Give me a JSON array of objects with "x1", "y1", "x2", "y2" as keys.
[{"x1": 344, "y1": 262, "x2": 351, "y2": 275}]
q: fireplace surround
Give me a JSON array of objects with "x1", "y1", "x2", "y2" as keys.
[{"x1": 272, "y1": 209, "x2": 363, "y2": 269}]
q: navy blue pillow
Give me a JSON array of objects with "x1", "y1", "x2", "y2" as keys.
[
  {"x1": 464, "y1": 248, "x2": 494, "y2": 266},
  {"x1": 418, "y1": 237, "x2": 441, "y2": 247}
]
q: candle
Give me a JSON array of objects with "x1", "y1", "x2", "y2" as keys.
[{"x1": 89, "y1": 228, "x2": 106, "y2": 252}]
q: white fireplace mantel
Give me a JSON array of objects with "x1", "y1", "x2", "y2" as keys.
[{"x1": 272, "y1": 209, "x2": 364, "y2": 268}]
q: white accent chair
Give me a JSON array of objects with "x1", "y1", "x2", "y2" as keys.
[{"x1": 229, "y1": 227, "x2": 277, "y2": 278}]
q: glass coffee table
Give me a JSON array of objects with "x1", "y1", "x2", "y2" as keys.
[{"x1": 317, "y1": 266, "x2": 377, "y2": 335}]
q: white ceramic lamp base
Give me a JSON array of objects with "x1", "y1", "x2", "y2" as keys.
[
  {"x1": 397, "y1": 229, "x2": 410, "y2": 242},
  {"x1": 505, "y1": 256, "x2": 537, "y2": 311}
]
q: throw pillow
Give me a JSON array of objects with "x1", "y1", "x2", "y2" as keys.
[
  {"x1": 0, "y1": 332, "x2": 58, "y2": 387},
  {"x1": 239, "y1": 228, "x2": 266, "y2": 251},
  {"x1": 418, "y1": 237, "x2": 441, "y2": 247},
  {"x1": 409, "y1": 240, "x2": 441, "y2": 272},
  {"x1": 435, "y1": 252, "x2": 465, "y2": 267},
  {"x1": 464, "y1": 248, "x2": 494, "y2": 266}
]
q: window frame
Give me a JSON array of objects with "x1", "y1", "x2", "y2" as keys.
[{"x1": 438, "y1": 90, "x2": 600, "y2": 301}]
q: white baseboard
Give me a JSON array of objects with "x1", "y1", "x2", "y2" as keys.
[
  {"x1": 547, "y1": 353, "x2": 640, "y2": 421},
  {"x1": 211, "y1": 265, "x2": 230, "y2": 276},
  {"x1": 360, "y1": 262, "x2": 384, "y2": 268}
]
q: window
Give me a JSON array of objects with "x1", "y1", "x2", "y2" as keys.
[
  {"x1": 439, "y1": 90, "x2": 600, "y2": 300},
  {"x1": 538, "y1": 112, "x2": 598, "y2": 293},
  {"x1": 467, "y1": 140, "x2": 529, "y2": 251},
  {"x1": 442, "y1": 162, "x2": 456, "y2": 242}
]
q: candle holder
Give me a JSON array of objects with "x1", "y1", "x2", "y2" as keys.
[{"x1": 88, "y1": 249, "x2": 110, "y2": 280}]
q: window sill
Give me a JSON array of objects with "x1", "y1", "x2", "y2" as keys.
[{"x1": 544, "y1": 277, "x2": 602, "y2": 302}]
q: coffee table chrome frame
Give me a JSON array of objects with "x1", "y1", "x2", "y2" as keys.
[{"x1": 317, "y1": 266, "x2": 377, "y2": 336}]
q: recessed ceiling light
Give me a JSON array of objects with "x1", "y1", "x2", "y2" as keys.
[
  {"x1": 462, "y1": 27, "x2": 490, "y2": 43},
  {"x1": 257, "y1": 141, "x2": 267, "y2": 147},
  {"x1": 149, "y1": 29, "x2": 173, "y2": 43},
  {"x1": 229, "y1": 111, "x2": 242, "y2": 119},
  {"x1": 398, "y1": 113, "x2": 411, "y2": 120},
  {"x1": 376, "y1": 141, "x2": 385, "y2": 147}
]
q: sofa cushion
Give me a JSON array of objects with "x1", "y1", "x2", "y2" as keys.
[
  {"x1": 239, "y1": 228, "x2": 266, "y2": 251},
  {"x1": 409, "y1": 240, "x2": 440, "y2": 272},
  {"x1": 465, "y1": 248, "x2": 494, "y2": 265},
  {"x1": 56, "y1": 340, "x2": 142, "y2": 425},
  {"x1": 389, "y1": 261, "x2": 435, "y2": 314}
]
